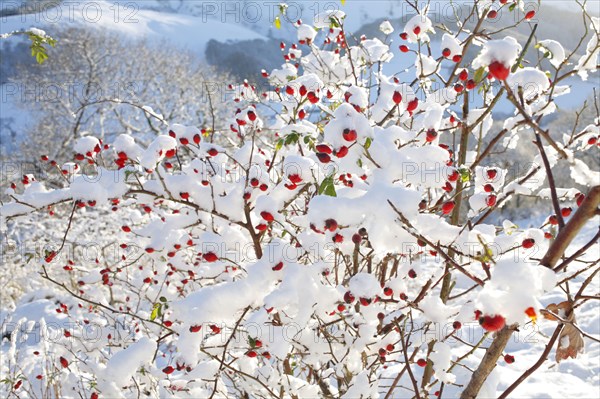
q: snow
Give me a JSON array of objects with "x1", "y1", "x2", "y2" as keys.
[
  {"x1": 139, "y1": 135, "x2": 177, "y2": 170},
  {"x1": 403, "y1": 13, "x2": 435, "y2": 44},
  {"x1": 507, "y1": 67, "x2": 551, "y2": 99},
  {"x1": 421, "y1": 295, "x2": 457, "y2": 324},
  {"x1": 296, "y1": 24, "x2": 316, "y2": 44},
  {"x1": 473, "y1": 37, "x2": 523, "y2": 69},
  {"x1": 576, "y1": 16, "x2": 600, "y2": 80},
  {"x1": 74, "y1": 136, "x2": 100, "y2": 155},
  {"x1": 570, "y1": 158, "x2": 600, "y2": 186},
  {"x1": 357, "y1": 38, "x2": 393, "y2": 64},
  {"x1": 70, "y1": 168, "x2": 129, "y2": 203},
  {"x1": 269, "y1": 63, "x2": 298, "y2": 86},
  {"x1": 28, "y1": 28, "x2": 47, "y2": 37},
  {"x1": 538, "y1": 40, "x2": 566, "y2": 69},
  {"x1": 476, "y1": 254, "x2": 557, "y2": 325},
  {"x1": 415, "y1": 54, "x2": 440, "y2": 78},
  {"x1": 102, "y1": 337, "x2": 155, "y2": 387},
  {"x1": 113, "y1": 134, "x2": 143, "y2": 159},
  {"x1": 441, "y1": 33, "x2": 463, "y2": 58},
  {"x1": 313, "y1": 10, "x2": 346, "y2": 29},
  {"x1": 379, "y1": 20, "x2": 394, "y2": 35},
  {"x1": 348, "y1": 273, "x2": 381, "y2": 298},
  {"x1": 430, "y1": 342, "x2": 456, "y2": 384}
]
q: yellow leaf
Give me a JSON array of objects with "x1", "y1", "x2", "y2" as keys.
[
  {"x1": 341, "y1": 0, "x2": 346, "y2": 5},
  {"x1": 274, "y1": 16, "x2": 281, "y2": 29}
]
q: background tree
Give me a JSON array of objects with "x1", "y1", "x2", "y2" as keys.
[{"x1": 4, "y1": 27, "x2": 231, "y2": 165}]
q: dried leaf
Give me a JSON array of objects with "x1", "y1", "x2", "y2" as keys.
[
  {"x1": 556, "y1": 306, "x2": 584, "y2": 363},
  {"x1": 556, "y1": 322, "x2": 585, "y2": 363},
  {"x1": 542, "y1": 301, "x2": 584, "y2": 362},
  {"x1": 541, "y1": 301, "x2": 571, "y2": 321}
]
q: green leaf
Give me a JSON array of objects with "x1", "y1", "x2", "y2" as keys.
[
  {"x1": 159, "y1": 296, "x2": 167, "y2": 303},
  {"x1": 318, "y1": 178, "x2": 328, "y2": 195},
  {"x1": 318, "y1": 175, "x2": 337, "y2": 197},
  {"x1": 459, "y1": 167, "x2": 471, "y2": 183},
  {"x1": 276, "y1": 138, "x2": 284, "y2": 151},
  {"x1": 248, "y1": 335, "x2": 256, "y2": 348},
  {"x1": 325, "y1": 183, "x2": 336, "y2": 197},
  {"x1": 26, "y1": 32, "x2": 56, "y2": 64},
  {"x1": 509, "y1": 3, "x2": 516, "y2": 11},
  {"x1": 473, "y1": 67, "x2": 487, "y2": 83},
  {"x1": 150, "y1": 303, "x2": 162, "y2": 321},
  {"x1": 304, "y1": 136, "x2": 315, "y2": 151},
  {"x1": 284, "y1": 132, "x2": 299, "y2": 145},
  {"x1": 364, "y1": 137, "x2": 372, "y2": 150}
]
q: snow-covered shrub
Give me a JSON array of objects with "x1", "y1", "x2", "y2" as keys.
[{"x1": 1, "y1": 2, "x2": 599, "y2": 398}]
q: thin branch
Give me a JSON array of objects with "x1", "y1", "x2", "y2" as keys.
[{"x1": 497, "y1": 325, "x2": 563, "y2": 399}]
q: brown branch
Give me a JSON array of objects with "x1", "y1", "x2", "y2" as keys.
[
  {"x1": 459, "y1": 324, "x2": 519, "y2": 399},
  {"x1": 532, "y1": 129, "x2": 566, "y2": 230},
  {"x1": 200, "y1": 348, "x2": 279, "y2": 399},
  {"x1": 398, "y1": 321, "x2": 422, "y2": 399},
  {"x1": 541, "y1": 185, "x2": 600, "y2": 268},
  {"x1": 40, "y1": 266, "x2": 173, "y2": 333},
  {"x1": 383, "y1": 342, "x2": 419, "y2": 399},
  {"x1": 542, "y1": 310, "x2": 600, "y2": 343},
  {"x1": 574, "y1": 264, "x2": 600, "y2": 301},
  {"x1": 58, "y1": 203, "x2": 77, "y2": 253},
  {"x1": 243, "y1": 204, "x2": 263, "y2": 259},
  {"x1": 470, "y1": 129, "x2": 508, "y2": 170},
  {"x1": 503, "y1": 82, "x2": 568, "y2": 159},
  {"x1": 554, "y1": 228, "x2": 600, "y2": 273}
]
